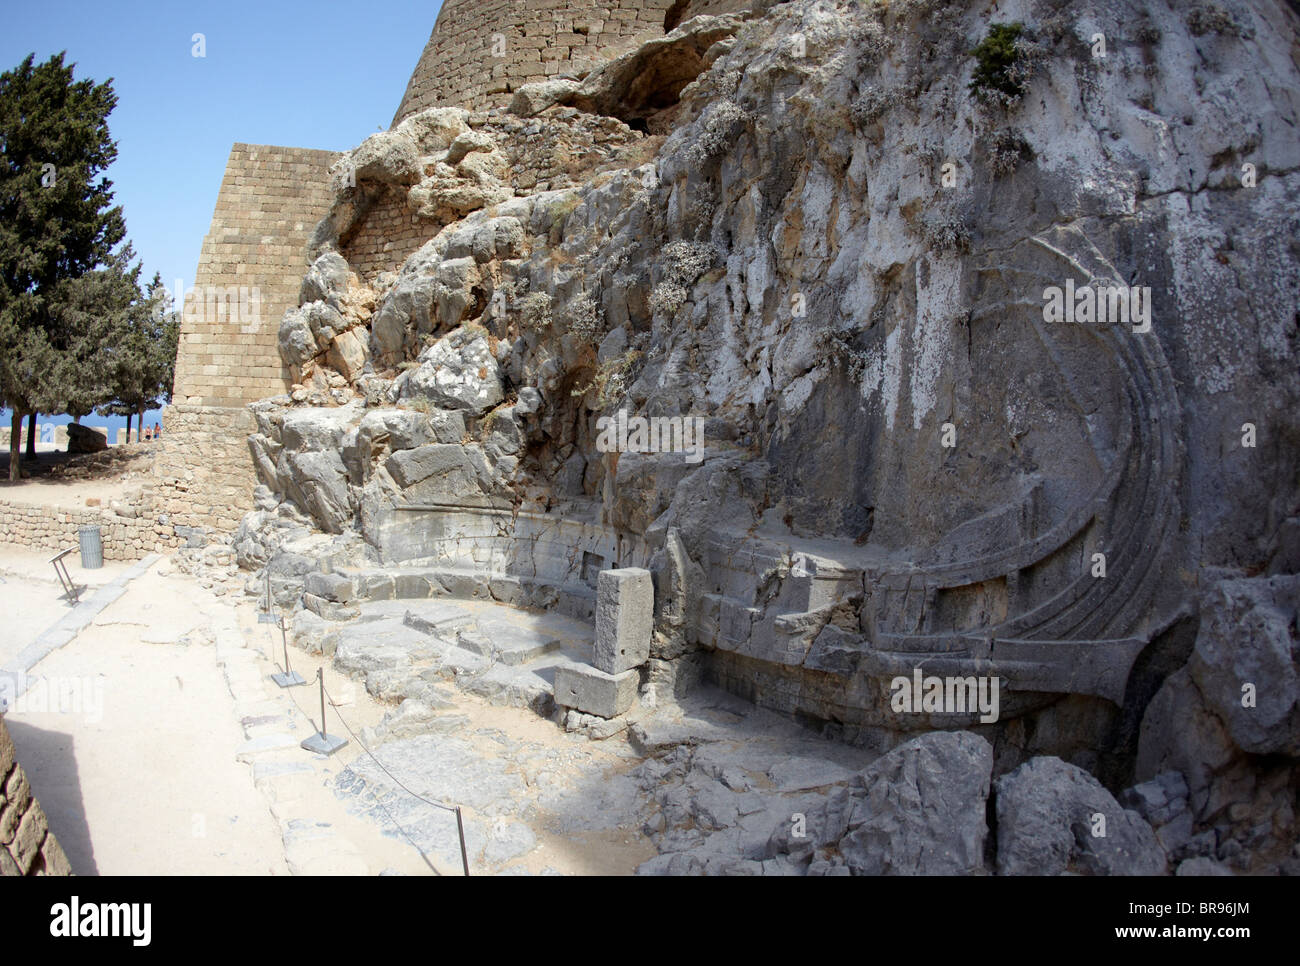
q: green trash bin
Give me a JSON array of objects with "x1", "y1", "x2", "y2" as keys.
[{"x1": 79, "y1": 525, "x2": 103, "y2": 569}]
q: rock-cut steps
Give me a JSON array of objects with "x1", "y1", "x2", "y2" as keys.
[{"x1": 322, "y1": 599, "x2": 596, "y2": 717}]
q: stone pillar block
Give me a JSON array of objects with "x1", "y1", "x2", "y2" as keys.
[{"x1": 593, "y1": 567, "x2": 653, "y2": 674}]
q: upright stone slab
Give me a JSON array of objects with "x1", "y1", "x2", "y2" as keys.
[{"x1": 593, "y1": 568, "x2": 653, "y2": 674}]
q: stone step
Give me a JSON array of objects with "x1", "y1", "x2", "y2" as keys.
[
  {"x1": 455, "y1": 619, "x2": 562, "y2": 666},
  {"x1": 401, "y1": 601, "x2": 474, "y2": 638}
]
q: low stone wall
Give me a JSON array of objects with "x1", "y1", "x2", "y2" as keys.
[
  {"x1": 0, "y1": 405, "x2": 259, "y2": 558},
  {"x1": 0, "y1": 714, "x2": 72, "y2": 875},
  {"x1": 0, "y1": 498, "x2": 185, "y2": 561},
  {"x1": 151, "y1": 404, "x2": 259, "y2": 533}
]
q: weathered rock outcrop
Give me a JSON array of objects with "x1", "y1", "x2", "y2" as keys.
[
  {"x1": 995, "y1": 756, "x2": 1166, "y2": 876},
  {"x1": 237, "y1": 0, "x2": 1300, "y2": 874},
  {"x1": 835, "y1": 730, "x2": 993, "y2": 875},
  {"x1": 66, "y1": 423, "x2": 108, "y2": 453}
]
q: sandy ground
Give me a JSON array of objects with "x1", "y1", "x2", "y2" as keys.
[
  {"x1": 0, "y1": 540, "x2": 658, "y2": 875},
  {"x1": 0, "y1": 442, "x2": 158, "y2": 509},
  {"x1": 0, "y1": 547, "x2": 134, "y2": 669},
  {"x1": 0, "y1": 535, "x2": 874, "y2": 877},
  {"x1": 2, "y1": 552, "x2": 289, "y2": 874}
]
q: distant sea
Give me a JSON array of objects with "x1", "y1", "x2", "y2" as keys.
[{"x1": 0, "y1": 406, "x2": 166, "y2": 438}]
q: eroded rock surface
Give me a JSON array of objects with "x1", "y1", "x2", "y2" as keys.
[{"x1": 231, "y1": 0, "x2": 1300, "y2": 875}]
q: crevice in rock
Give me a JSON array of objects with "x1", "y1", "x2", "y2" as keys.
[
  {"x1": 1097, "y1": 608, "x2": 1199, "y2": 792},
  {"x1": 663, "y1": 0, "x2": 690, "y2": 33}
]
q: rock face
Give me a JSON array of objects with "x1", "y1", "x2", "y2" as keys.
[
  {"x1": 1135, "y1": 573, "x2": 1300, "y2": 873},
  {"x1": 837, "y1": 730, "x2": 993, "y2": 875},
  {"x1": 995, "y1": 757, "x2": 1166, "y2": 876},
  {"x1": 1189, "y1": 575, "x2": 1300, "y2": 756},
  {"x1": 746, "y1": 730, "x2": 993, "y2": 875},
  {"x1": 233, "y1": 0, "x2": 1300, "y2": 875},
  {"x1": 66, "y1": 423, "x2": 107, "y2": 453},
  {"x1": 264, "y1": 0, "x2": 1300, "y2": 731},
  {"x1": 393, "y1": 327, "x2": 504, "y2": 414}
]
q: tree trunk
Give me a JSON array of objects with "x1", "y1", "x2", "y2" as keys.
[
  {"x1": 138, "y1": 406, "x2": 145, "y2": 442},
  {"x1": 25, "y1": 412, "x2": 36, "y2": 458},
  {"x1": 125, "y1": 413, "x2": 132, "y2": 444},
  {"x1": 9, "y1": 410, "x2": 21, "y2": 483}
]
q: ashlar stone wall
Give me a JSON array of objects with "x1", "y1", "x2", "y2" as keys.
[
  {"x1": 173, "y1": 143, "x2": 339, "y2": 409},
  {"x1": 0, "y1": 714, "x2": 72, "y2": 875},
  {"x1": 392, "y1": 0, "x2": 681, "y2": 121}
]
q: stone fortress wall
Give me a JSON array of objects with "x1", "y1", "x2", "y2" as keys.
[
  {"x1": 172, "y1": 143, "x2": 340, "y2": 408},
  {"x1": 392, "y1": 0, "x2": 681, "y2": 122},
  {"x1": 343, "y1": 0, "x2": 735, "y2": 287},
  {"x1": 392, "y1": 0, "x2": 752, "y2": 122},
  {"x1": 157, "y1": 144, "x2": 338, "y2": 535}
]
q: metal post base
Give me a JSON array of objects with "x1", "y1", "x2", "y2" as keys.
[
  {"x1": 272, "y1": 670, "x2": 307, "y2": 688},
  {"x1": 301, "y1": 732, "x2": 348, "y2": 755}
]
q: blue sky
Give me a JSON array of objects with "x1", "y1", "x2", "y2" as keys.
[{"x1": 1, "y1": 0, "x2": 442, "y2": 428}]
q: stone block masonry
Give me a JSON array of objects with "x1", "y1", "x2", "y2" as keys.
[
  {"x1": 173, "y1": 143, "x2": 339, "y2": 409},
  {"x1": 392, "y1": 0, "x2": 682, "y2": 121},
  {"x1": 151, "y1": 405, "x2": 260, "y2": 533},
  {"x1": 554, "y1": 664, "x2": 639, "y2": 718},
  {"x1": 162, "y1": 143, "x2": 336, "y2": 536},
  {"x1": 0, "y1": 407, "x2": 255, "y2": 558},
  {"x1": 0, "y1": 714, "x2": 72, "y2": 875},
  {"x1": 0, "y1": 498, "x2": 184, "y2": 560}
]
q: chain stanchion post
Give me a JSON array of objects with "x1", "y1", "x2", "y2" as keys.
[
  {"x1": 455, "y1": 806, "x2": 471, "y2": 876},
  {"x1": 270, "y1": 613, "x2": 307, "y2": 687},
  {"x1": 301, "y1": 667, "x2": 347, "y2": 755},
  {"x1": 258, "y1": 568, "x2": 276, "y2": 623}
]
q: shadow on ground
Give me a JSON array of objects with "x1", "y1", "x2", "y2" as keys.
[{"x1": 5, "y1": 718, "x2": 98, "y2": 874}]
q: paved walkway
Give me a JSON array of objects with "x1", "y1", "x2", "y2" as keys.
[
  {"x1": 1, "y1": 552, "x2": 290, "y2": 874},
  {"x1": 0, "y1": 547, "x2": 133, "y2": 672}
]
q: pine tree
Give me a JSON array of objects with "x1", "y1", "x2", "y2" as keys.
[
  {"x1": 0, "y1": 52, "x2": 125, "y2": 481},
  {"x1": 98, "y1": 271, "x2": 178, "y2": 440},
  {"x1": 40, "y1": 245, "x2": 142, "y2": 425}
]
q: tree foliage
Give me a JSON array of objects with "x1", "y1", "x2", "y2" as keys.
[
  {"x1": 97, "y1": 270, "x2": 179, "y2": 434},
  {"x1": 0, "y1": 52, "x2": 126, "y2": 479}
]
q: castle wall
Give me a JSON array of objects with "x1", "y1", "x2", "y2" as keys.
[
  {"x1": 173, "y1": 143, "x2": 339, "y2": 408},
  {"x1": 392, "y1": 0, "x2": 681, "y2": 121},
  {"x1": 161, "y1": 143, "x2": 338, "y2": 535},
  {"x1": 153, "y1": 405, "x2": 261, "y2": 533},
  {"x1": 340, "y1": 184, "x2": 433, "y2": 284}
]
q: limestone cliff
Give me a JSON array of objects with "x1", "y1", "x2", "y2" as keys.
[{"x1": 240, "y1": 0, "x2": 1299, "y2": 870}]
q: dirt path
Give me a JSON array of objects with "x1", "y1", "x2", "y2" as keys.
[
  {"x1": 2, "y1": 553, "x2": 288, "y2": 875},
  {"x1": 0, "y1": 543, "x2": 658, "y2": 875},
  {"x1": 1, "y1": 541, "x2": 855, "y2": 877}
]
